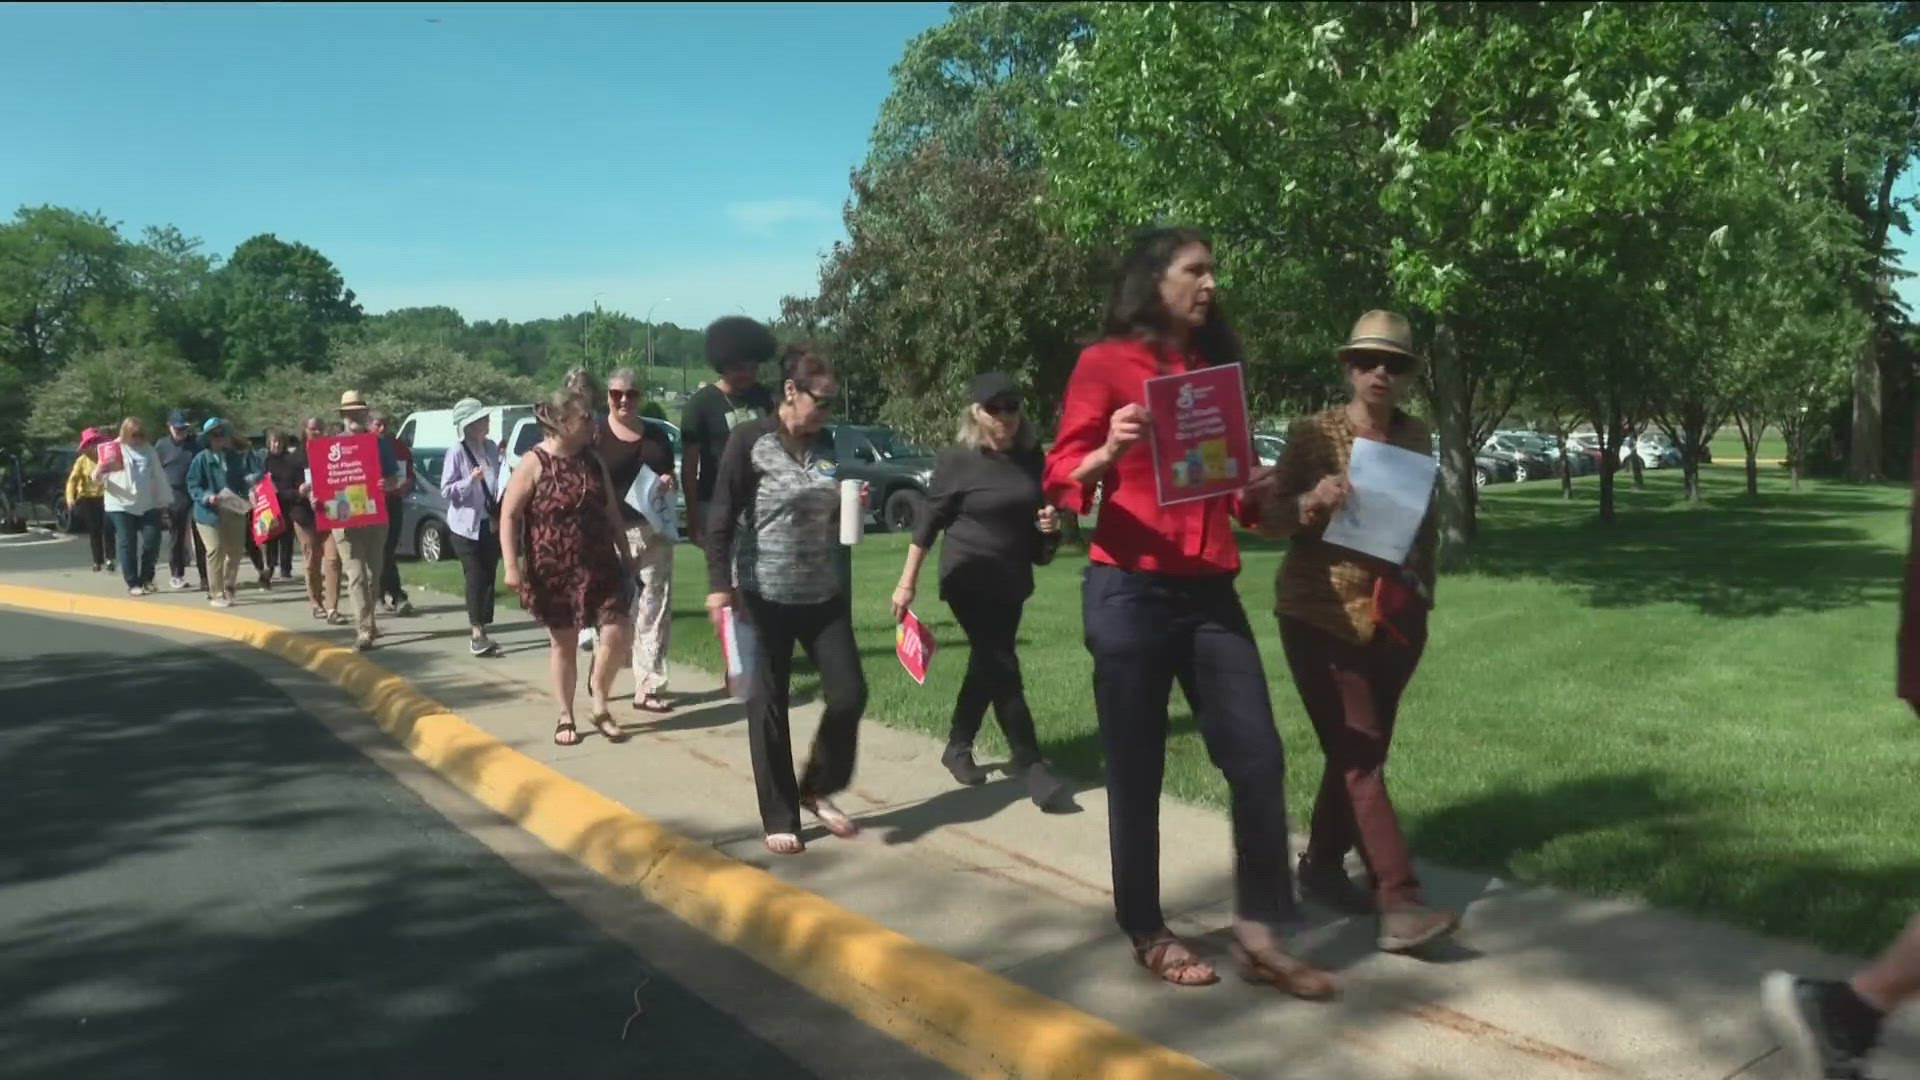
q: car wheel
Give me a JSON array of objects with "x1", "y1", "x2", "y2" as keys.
[
  {"x1": 55, "y1": 497, "x2": 74, "y2": 533},
  {"x1": 1475, "y1": 466, "x2": 1491, "y2": 489},
  {"x1": 416, "y1": 518, "x2": 449, "y2": 564},
  {"x1": 1513, "y1": 463, "x2": 1529, "y2": 483},
  {"x1": 882, "y1": 489, "x2": 926, "y2": 534}
]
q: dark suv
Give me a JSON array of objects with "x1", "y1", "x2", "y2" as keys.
[{"x1": 827, "y1": 425, "x2": 936, "y2": 533}]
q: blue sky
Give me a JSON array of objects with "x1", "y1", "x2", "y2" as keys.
[
  {"x1": 1, "y1": 2, "x2": 1913, "y2": 327},
  {"x1": 1, "y1": 1, "x2": 951, "y2": 328}
]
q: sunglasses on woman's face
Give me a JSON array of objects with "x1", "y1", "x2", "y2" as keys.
[
  {"x1": 985, "y1": 398, "x2": 1022, "y2": 417},
  {"x1": 801, "y1": 386, "x2": 839, "y2": 410},
  {"x1": 1348, "y1": 353, "x2": 1413, "y2": 377},
  {"x1": 608, "y1": 389, "x2": 639, "y2": 403}
]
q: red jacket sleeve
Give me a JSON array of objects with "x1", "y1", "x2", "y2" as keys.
[{"x1": 1043, "y1": 348, "x2": 1113, "y2": 515}]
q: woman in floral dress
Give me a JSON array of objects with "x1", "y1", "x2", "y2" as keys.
[{"x1": 501, "y1": 390, "x2": 636, "y2": 746}]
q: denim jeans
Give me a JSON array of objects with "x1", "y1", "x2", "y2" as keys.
[{"x1": 108, "y1": 509, "x2": 162, "y2": 589}]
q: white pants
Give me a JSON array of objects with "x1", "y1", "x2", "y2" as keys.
[{"x1": 625, "y1": 523, "x2": 674, "y2": 696}]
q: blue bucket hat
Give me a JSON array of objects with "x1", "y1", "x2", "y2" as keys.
[{"x1": 201, "y1": 417, "x2": 227, "y2": 435}]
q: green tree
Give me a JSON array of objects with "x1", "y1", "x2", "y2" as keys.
[
  {"x1": 0, "y1": 206, "x2": 135, "y2": 452},
  {"x1": 27, "y1": 346, "x2": 227, "y2": 442},
  {"x1": 212, "y1": 233, "x2": 362, "y2": 385}
]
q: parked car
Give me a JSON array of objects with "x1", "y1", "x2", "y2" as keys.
[
  {"x1": 12, "y1": 446, "x2": 80, "y2": 531},
  {"x1": 827, "y1": 424, "x2": 935, "y2": 533},
  {"x1": 1500, "y1": 431, "x2": 1596, "y2": 477},
  {"x1": 393, "y1": 447, "x2": 453, "y2": 562},
  {"x1": 1430, "y1": 435, "x2": 1518, "y2": 489},
  {"x1": 1620, "y1": 433, "x2": 1682, "y2": 470},
  {"x1": 1481, "y1": 434, "x2": 1556, "y2": 482},
  {"x1": 495, "y1": 415, "x2": 686, "y2": 539}
]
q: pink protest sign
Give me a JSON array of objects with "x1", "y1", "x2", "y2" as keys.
[
  {"x1": 1143, "y1": 362, "x2": 1253, "y2": 507},
  {"x1": 896, "y1": 609, "x2": 936, "y2": 685},
  {"x1": 306, "y1": 434, "x2": 388, "y2": 531}
]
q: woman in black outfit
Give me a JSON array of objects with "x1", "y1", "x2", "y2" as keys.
[
  {"x1": 892, "y1": 372, "x2": 1069, "y2": 811},
  {"x1": 261, "y1": 430, "x2": 307, "y2": 586}
]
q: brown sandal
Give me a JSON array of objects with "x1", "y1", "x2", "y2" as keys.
[
  {"x1": 1131, "y1": 935, "x2": 1219, "y2": 987},
  {"x1": 589, "y1": 711, "x2": 628, "y2": 742},
  {"x1": 553, "y1": 718, "x2": 582, "y2": 746},
  {"x1": 1229, "y1": 941, "x2": 1338, "y2": 1000}
]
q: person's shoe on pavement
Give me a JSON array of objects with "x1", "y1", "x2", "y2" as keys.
[
  {"x1": 1024, "y1": 761, "x2": 1072, "y2": 811},
  {"x1": 941, "y1": 743, "x2": 988, "y2": 786},
  {"x1": 395, "y1": 599, "x2": 415, "y2": 617},
  {"x1": 127, "y1": 585, "x2": 146, "y2": 597},
  {"x1": 1762, "y1": 972, "x2": 1883, "y2": 1079},
  {"x1": 1298, "y1": 854, "x2": 1375, "y2": 915},
  {"x1": 1377, "y1": 905, "x2": 1460, "y2": 954},
  {"x1": 210, "y1": 595, "x2": 231, "y2": 609},
  {"x1": 170, "y1": 576, "x2": 189, "y2": 590},
  {"x1": 469, "y1": 636, "x2": 499, "y2": 658},
  {"x1": 354, "y1": 634, "x2": 375, "y2": 652}
]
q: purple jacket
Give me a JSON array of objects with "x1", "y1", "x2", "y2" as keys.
[{"x1": 440, "y1": 436, "x2": 502, "y2": 541}]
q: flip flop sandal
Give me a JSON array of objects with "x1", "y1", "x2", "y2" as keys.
[
  {"x1": 1132, "y1": 936, "x2": 1220, "y2": 987},
  {"x1": 763, "y1": 833, "x2": 805, "y2": 855},
  {"x1": 632, "y1": 694, "x2": 672, "y2": 714},
  {"x1": 801, "y1": 797, "x2": 860, "y2": 839}
]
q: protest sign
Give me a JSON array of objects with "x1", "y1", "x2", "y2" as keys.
[
  {"x1": 1143, "y1": 363, "x2": 1254, "y2": 507},
  {"x1": 307, "y1": 434, "x2": 387, "y2": 531}
]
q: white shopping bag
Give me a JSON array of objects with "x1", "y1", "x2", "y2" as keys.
[{"x1": 718, "y1": 606, "x2": 760, "y2": 704}]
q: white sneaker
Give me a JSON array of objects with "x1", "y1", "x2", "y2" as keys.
[
  {"x1": 210, "y1": 596, "x2": 231, "y2": 609},
  {"x1": 170, "y1": 577, "x2": 189, "y2": 590},
  {"x1": 128, "y1": 586, "x2": 146, "y2": 597}
]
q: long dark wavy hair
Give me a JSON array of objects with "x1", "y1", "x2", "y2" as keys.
[{"x1": 1101, "y1": 227, "x2": 1243, "y2": 369}]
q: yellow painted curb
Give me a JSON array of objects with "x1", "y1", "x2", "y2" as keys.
[{"x1": 0, "y1": 583, "x2": 1222, "y2": 1080}]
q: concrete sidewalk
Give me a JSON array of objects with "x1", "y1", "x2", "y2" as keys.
[{"x1": 6, "y1": 550, "x2": 1914, "y2": 1080}]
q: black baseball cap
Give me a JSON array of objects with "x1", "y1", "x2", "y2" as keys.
[{"x1": 968, "y1": 371, "x2": 1019, "y2": 406}]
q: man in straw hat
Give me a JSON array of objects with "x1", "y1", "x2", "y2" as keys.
[{"x1": 333, "y1": 390, "x2": 407, "y2": 650}]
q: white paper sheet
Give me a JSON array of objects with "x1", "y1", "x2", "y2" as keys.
[
  {"x1": 624, "y1": 465, "x2": 679, "y2": 542},
  {"x1": 1321, "y1": 438, "x2": 1437, "y2": 565}
]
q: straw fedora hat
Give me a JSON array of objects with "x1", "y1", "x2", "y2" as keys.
[
  {"x1": 1336, "y1": 310, "x2": 1421, "y2": 364},
  {"x1": 338, "y1": 389, "x2": 370, "y2": 413}
]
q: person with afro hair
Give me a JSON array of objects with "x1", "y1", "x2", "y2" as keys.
[{"x1": 679, "y1": 316, "x2": 779, "y2": 545}]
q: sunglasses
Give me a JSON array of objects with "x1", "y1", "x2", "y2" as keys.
[
  {"x1": 1347, "y1": 353, "x2": 1414, "y2": 377},
  {"x1": 800, "y1": 386, "x2": 839, "y2": 410},
  {"x1": 984, "y1": 398, "x2": 1023, "y2": 417},
  {"x1": 608, "y1": 389, "x2": 639, "y2": 402}
]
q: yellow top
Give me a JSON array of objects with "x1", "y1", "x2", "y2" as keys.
[
  {"x1": 65, "y1": 452, "x2": 103, "y2": 503},
  {"x1": 1265, "y1": 406, "x2": 1438, "y2": 644}
]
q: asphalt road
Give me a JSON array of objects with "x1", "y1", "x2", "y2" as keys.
[{"x1": 0, "y1": 607, "x2": 860, "y2": 1079}]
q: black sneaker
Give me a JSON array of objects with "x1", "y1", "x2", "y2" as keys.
[
  {"x1": 940, "y1": 744, "x2": 988, "y2": 786},
  {"x1": 1762, "y1": 972, "x2": 1881, "y2": 1079},
  {"x1": 469, "y1": 637, "x2": 499, "y2": 658}
]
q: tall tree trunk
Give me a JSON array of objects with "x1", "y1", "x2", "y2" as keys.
[
  {"x1": 1426, "y1": 321, "x2": 1475, "y2": 564},
  {"x1": 1848, "y1": 325, "x2": 1883, "y2": 482},
  {"x1": 1629, "y1": 445, "x2": 1646, "y2": 489},
  {"x1": 1733, "y1": 413, "x2": 1762, "y2": 497},
  {"x1": 1560, "y1": 447, "x2": 1574, "y2": 500}
]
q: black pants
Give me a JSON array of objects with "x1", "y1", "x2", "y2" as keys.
[
  {"x1": 380, "y1": 495, "x2": 408, "y2": 605},
  {"x1": 266, "y1": 526, "x2": 295, "y2": 577},
  {"x1": 945, "y1": 585, "x2": 1043, "y2": 768},
  {"x1": 741, "y1": 591, "x2": 868, "y2": 835},
  {"x1": 167, "y1": 490, "x2": 207, "y2": 584},
  {"x1": 72, "y1": 496, "x2": 109, "y2": 566},
  {"x1": 450, "y1": 528, "x2": 500, "y2": 629},
  {"x1": 1082, "y1": 563, "x2": 1300, "y2": 935}
]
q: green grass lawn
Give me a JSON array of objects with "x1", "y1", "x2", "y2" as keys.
[{"x1": 407, "y1": 457, "x2": 1918, "y2": 955}]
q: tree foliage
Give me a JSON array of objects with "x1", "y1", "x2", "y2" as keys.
[{"x1": 27, "y1": 346, "x2": 228, "y2": 442}]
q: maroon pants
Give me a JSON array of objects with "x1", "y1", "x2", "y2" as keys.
[{"x1": 1279, "y1": 612, "x2": 1427, "y2": 909}]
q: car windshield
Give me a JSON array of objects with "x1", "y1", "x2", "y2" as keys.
[{"x1": 862, "y1": 428, "x2": 931, "y2": 460}]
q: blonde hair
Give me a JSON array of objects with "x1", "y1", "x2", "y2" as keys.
[
  {"x1": 118, "y1": 416, "x2": 147, "y2": 443},
  {"x1": 956, "y1": 402, "x2": 1037, "y2": 452},
  {"x1": 535, "y1": 389, "x2": 591, "y2": 437}
]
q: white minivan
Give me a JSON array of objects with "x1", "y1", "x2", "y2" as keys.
[{"x1": 398, "y1": 403, "x2": 535, "y2": 453}]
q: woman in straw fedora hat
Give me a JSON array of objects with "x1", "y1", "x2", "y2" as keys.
[{"x1": 1259, "y1": 309, "x2": 1458, "y2": 955}]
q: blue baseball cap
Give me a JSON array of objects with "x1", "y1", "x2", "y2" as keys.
[
  {"x1": 201, "y1": 417, "x2": 227, "y2": 435},
  {"x1": 168, "y1": 409, "x2": 189, "y2": 428}
]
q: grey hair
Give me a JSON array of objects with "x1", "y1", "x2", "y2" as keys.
[
  {"x1": 562, "y1": 365, "x2": 599, "y2": 399},
  {"x1": 956, "y1": 402, "x2": 1037, "y2": 452},
  {"x1": 607, "y1": 366, "x2": 639, "y2": 388}
]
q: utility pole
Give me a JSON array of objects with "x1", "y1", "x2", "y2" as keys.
[{"x1": 643, "y1": 297, "x2": 671, "y2": 398}]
